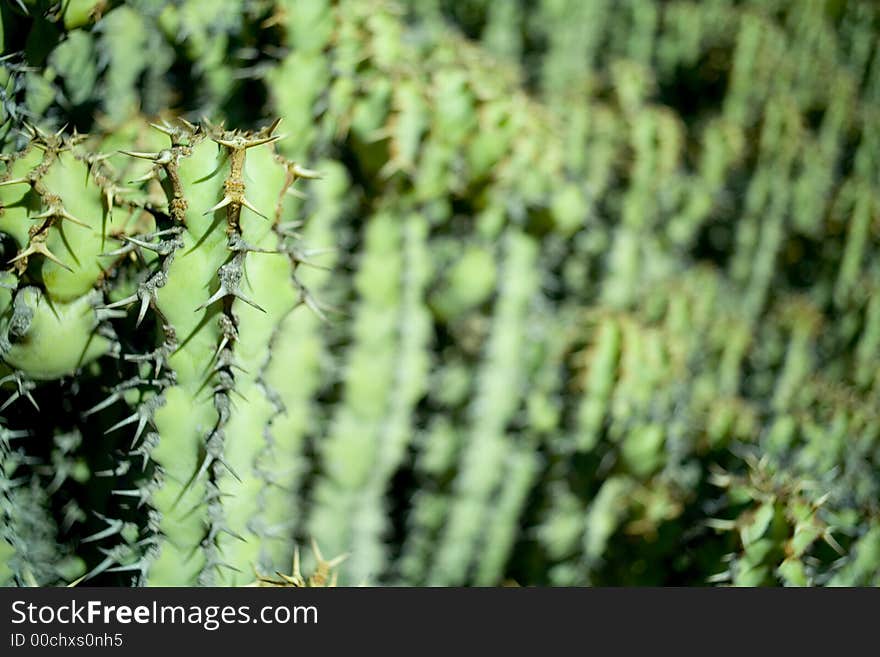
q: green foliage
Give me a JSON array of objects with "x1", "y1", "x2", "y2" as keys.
[{"x1": 0, "y1": 0, "x2": 878, "y2": 587}]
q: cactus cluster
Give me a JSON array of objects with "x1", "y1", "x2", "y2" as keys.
[
  {"x1": 0, "y1": 115, "x2": 327, "y2": 585},
  {"x1": 1, "y1": 0, "x2": 879, "y2": 586}
]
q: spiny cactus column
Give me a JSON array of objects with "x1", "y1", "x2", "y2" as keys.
[
  {"x1": 428, "y1": 230, "x2": 539, "y2": 586},
  {"x1": 257, "y1": 160, "x2": 351, "y2": 572},
  {"x1": 307, "y1": 206, "x2": 432, "y2": 584},
  {"x1": 111, "y1": 120, "x2": 321, "y2": 585}
]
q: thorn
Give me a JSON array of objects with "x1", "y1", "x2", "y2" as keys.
[
  {"x1": 196, "y1": 256, "x2": 267, "y2": 312},
  {"x1": 28, "y1": 208, "x2": 54, "y2": 221},
  {"x1": 266, "y1": 117, "x2": 282, "y2": 135},
  {"x1": 705, "y1": 518, "x2": 736, "y2": 531},
  {"x1": 149, "y1": 122, "x2": 174, "y2": 136},
  {"x1": 120, "y1": 235, "x2": 161, "y2": 253},
  {"x1": 56, "y1": 207, "x2": 89, "y2": 228},
  {"x1": 212, "y1": 134, "x2": 282, "y2": 150},
  {"x1": 227, "y1": 234, "x2": 277, "y2": 254},
  {"x1": 9, "y1": 242, "x2": 73, "y2": 272},
  {"x1": 812, "y1": 492, "x2": 831, "y2": 510},
  {"x1": 0, "y1": 380, "x2": 40, "y2": 413},
  {"x1": 180, "y1": 118, "x2": 198, "y2": 132},
  {"x1": 233, "y1": 290, "x2": 267, "y2": 313},
  {"x1": 823, "y1": 530, "x2": 845, "y2": 556},
  {"x1": 0, "y1": 392, "x2": 20, "y2": 413},
  {"x1": 288, "y1": 246, "x2": 333, "y2": 270},
  {"x1": 194, "y1": 286, "x2": 227, "y2": 312},
  {"x1": 95, "y1": 461, "x2": 130, "y2": 478},
  {"x1": 104, "y1": 413, "x2": 138, "y2": 435},
  {"x1": 98, "y1": 293, "x2": 138, "y2": 311},
  {"x1": 221, "y1": 527, "x2": 248, "y2": 543},
  {"x1": 95, "y1": 308, "x2": 128, "y2": 321},
  {"x1": 110, "y1": 488, "x2": 151, "y2": 507},
  {"x1": 0, "y1": 177, "x2": 30, "y2": 187},
  {"x1": 116, "y1": 228, "x2": 182, "y2": 256},
  {"x1": 277, "y1": 222, "x2": 303, "y2": 239},
  {"x1": 82, "y1": 555, "x2": 116, "y2": 582},
  {"x1": 128, "y1": 170, "x2": 157, "y2": 184},
  {"x1": 136, "y1": 293, "x2": 152, "y2": 327},
  {"x1": 228, "y1": 387, "x2": 249, "y2": 404},
  {"x1": 31, "y1": 205, "x2": 89, "y2": 228},
  {"x1": 195, "y1": 284, "x2": 266, "y2": 314},
  {"x1": 129, "y1": 433, "x2": 159, "y2": 471},
  {"x1": 249, "y1": 134, "x2": 284, "y2": 149},
  {"x1": 215, "y1": 457, "x2": 241, "y2": 483},
  {"x1": 239, "y1": 196, "x2": 267, "y2": 219},
  {"x1": 106, "y1": 561, "x2": 149, "y2": 574},
  {"x1": 82, "y1": 392, "x2": 121, "y2": 417},
  {"x1": 87, "y1": 152, "x2": 114, "y2": 164},
  {"x1": 66, "y1": 575, "x2": 86, "y2": 588},
  {"x1": 211, "y1": 138, "x2": 238, "y2": 149},
  {"x1": 212, "y1": 336, "x2": 229, "y2": 362},
  {"x1": 291, "y1": 164, "x2": 322, "y2": 179},
  {"x1": 81, "y1": 516, "x2": 125, "y2": 543},
  {"x1": 215, "y1": 359, "x2": 248, "y2": 375},
  {"x1": 103, "y1": 405, "x2": 156, "y2": 448},
  {"x1": 285, "y1": 187, "x2": 308, "y2": 199},
  {"x1": 302, "y1": 290, "x2": 329, "y2": 322},
  {"x1": 311, "y1": 539, "x2": 348, "y2": 572},
  {"x1": 119, "y1": 150, "x2": 161, "y2": 161},
  {"x1": 99, "y1": 243, "x2": 137, "y2": 258},
  {"x1": 204, "y1": 196, "x2": 232, "y2": 215},
  {"x1": 214, "y1": 561, "x2": 244, "y2": 575},
  {"x1": 194, "y1": 452, "x2": 233, "y2": 488}
]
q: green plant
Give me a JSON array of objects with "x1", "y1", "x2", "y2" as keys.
[
  {"x1": 0, "y1": 117, "x2": 326, "y2": 585},
  {"x1": 1, "y1": 0, "x2": 878, "y2": 587}
]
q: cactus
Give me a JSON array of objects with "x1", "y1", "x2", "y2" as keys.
[
  {"x1": 1, "y1": 0, "x2": 879, "y2": 587},
  {"x1": 0, "y1": 117, "x2": 323, "y2": 586}
]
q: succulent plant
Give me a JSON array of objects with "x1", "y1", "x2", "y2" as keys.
[
  {"x1": 1, "y1": 0, "x2": 878, "y2": 587},
  {"x1": 0, "y1": 117, "x2": 326, "y2": 586}
]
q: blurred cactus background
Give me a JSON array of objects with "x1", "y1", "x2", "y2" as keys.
[{"x1": 1, "y1": 0, "x2": 879, "y2": 586}]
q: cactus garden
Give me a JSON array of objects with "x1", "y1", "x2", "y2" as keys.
[{"x1": 0, "y1": 0, "x2": 878, "y2": 587}]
